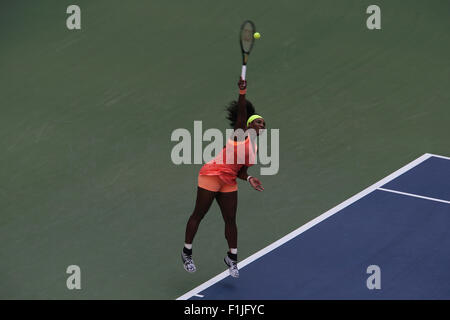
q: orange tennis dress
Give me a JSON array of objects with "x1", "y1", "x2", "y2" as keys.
[{"x1": 198, "y1": 137, "x2": 257, "y2": 192}]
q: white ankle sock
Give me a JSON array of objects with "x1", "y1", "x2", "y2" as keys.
[
  {"x1": 184, "y1": 243, "x2": 192, "y2": 250},
  {"x1": 230, "y1": 248, "x2": 237, "y2": 254}
]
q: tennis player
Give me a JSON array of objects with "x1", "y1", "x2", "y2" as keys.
[{"x1": 181, "y1": 78, "x2": 265, "y2": 278}]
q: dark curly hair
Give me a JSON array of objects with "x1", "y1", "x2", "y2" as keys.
[{"x1": 225, "y1": 100, "x2": 256, "y2": 128}]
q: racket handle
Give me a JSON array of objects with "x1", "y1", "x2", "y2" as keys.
[{"x1": 241, "y1": 65, "x2": 247, "y2": 80}]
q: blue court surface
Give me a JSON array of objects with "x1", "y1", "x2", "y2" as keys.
[{"x1": 178, "y1": 153, "x2": 450, "y2": 300}]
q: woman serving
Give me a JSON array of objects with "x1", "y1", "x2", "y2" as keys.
[{"x1": 181, "y1": 78, "x2": 265, "y2": 278}]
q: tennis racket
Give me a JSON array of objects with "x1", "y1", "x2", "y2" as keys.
[{"x1": 239, "y1": 20, "x2": 256, "y2": 80}]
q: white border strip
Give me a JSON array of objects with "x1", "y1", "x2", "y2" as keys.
[
  {"x1": 425, "y1": 153, "x2": 450, "y2": 161},
  {"x1": 177, "y1": 153, "x2": 448, "y2": 300},
  {"x1": 378, "y1": 187, "x2": 450, "y2": 204}
]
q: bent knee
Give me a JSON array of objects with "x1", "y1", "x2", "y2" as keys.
[
  {"x1": 190, "y1": 211, "x2": 207, "y2": 221},
  {"x1": 223, "y1": 216, "x2": 237, "y2": 225}
]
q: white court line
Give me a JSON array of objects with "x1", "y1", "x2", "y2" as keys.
[
  {"x1": 425, "y1": 153, "x2": 450, "y2": 161},
  {"x1": 176, "y1": 153, "x2": 448, "y2": 300},
  {"x1": 378, "y1": 187, "x2": 450, "y2": 205}
]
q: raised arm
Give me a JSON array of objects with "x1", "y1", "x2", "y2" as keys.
[{"x1": 234, "y1": 78, "x2": 247, "y2": 131}]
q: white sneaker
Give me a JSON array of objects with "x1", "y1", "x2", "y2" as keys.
[
  {"x1": 181, "y1": 251, "x2": 196, "y2": 273},
  {"x1": 224, "y1": 255, "x2": 239, "y2": 278}
]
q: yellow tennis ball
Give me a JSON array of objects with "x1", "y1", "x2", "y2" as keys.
[{"x1": 253, "y1": 32, "x2": 261, "y2": 39}]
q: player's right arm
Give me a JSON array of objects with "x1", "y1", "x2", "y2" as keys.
[{"x1": 234, "y1": 78, "x2": 247, "y2": 131}]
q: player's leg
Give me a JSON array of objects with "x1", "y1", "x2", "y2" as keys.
[
  {"x1": 184, "y1": 187, "x2": 217, "y2": 244},
  {"x1": 182, "y1": 186, "x2": 216, "y2": 273},
  {"x1": 215, "y1": 190, "x2": 240, "y2": 278}
]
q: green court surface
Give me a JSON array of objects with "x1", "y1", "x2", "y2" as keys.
[{"x1": 1, "y1": 0, "x2": 449, "y2": 299}]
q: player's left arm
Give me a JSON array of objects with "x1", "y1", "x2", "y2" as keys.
[{"x1": 238, "y1": 166, "x2": 264, "y2": 191}]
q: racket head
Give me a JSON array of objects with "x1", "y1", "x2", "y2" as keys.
[{"x1": 239, "y1": 20, "x2": 256, "y2": 65}]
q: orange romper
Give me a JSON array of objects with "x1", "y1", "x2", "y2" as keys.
[{"x1": 198, "y1": 137, "x2": 257, "y2": 192}]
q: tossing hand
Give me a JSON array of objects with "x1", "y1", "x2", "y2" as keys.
[{"x1": 249, "y1": 177, "x2": 264, "y2": 192}]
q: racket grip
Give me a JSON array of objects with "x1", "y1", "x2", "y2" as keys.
[{"x1": 241, "y1": 65, "x2": 247, "y2": 80}]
